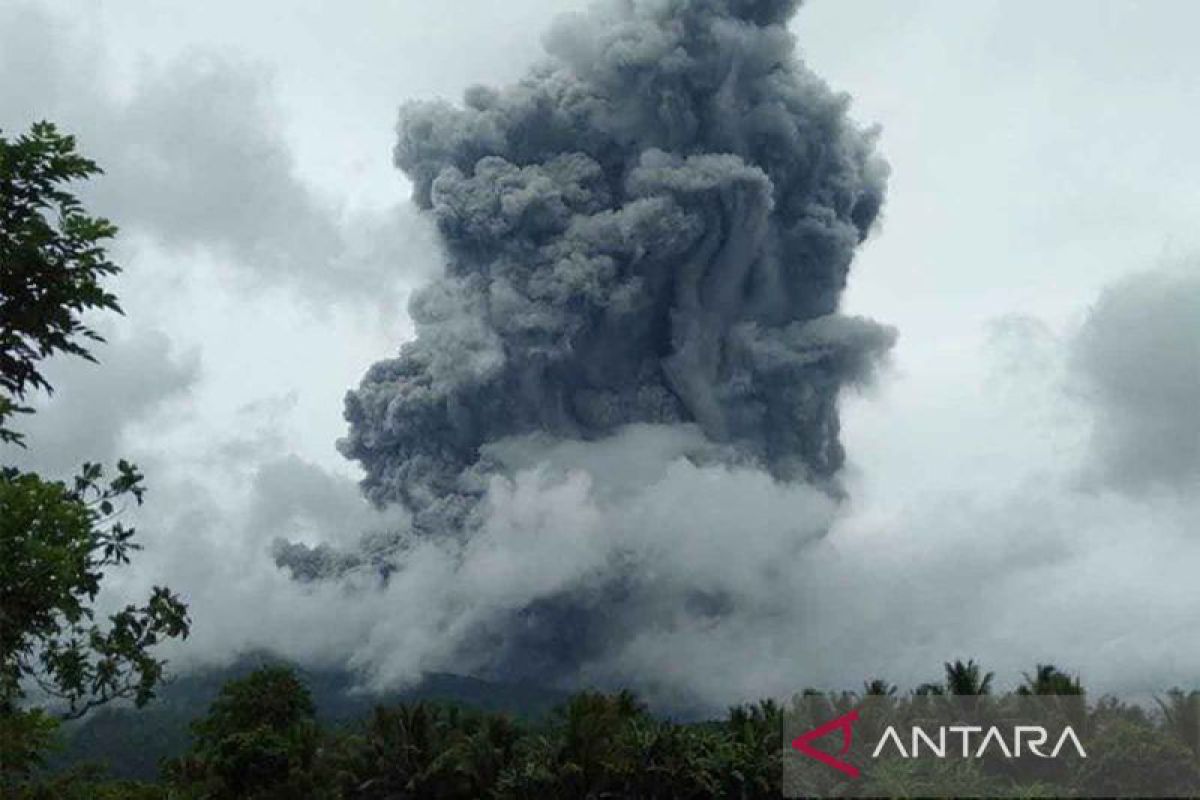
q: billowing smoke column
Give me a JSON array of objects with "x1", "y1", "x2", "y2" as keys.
[
  {"x1": 279, "y1": 0, "x2": 894, "y2": 691},
  {"x1": 340, "y1": 0, "x2": 893, "y2": 538}
]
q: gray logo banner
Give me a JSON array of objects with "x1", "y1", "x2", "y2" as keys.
[{"x1": 783, "y1": 695, "x2": 1200, "y2": 797}]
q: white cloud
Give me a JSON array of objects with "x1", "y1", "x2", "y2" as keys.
[{"x1": 1071, "y1": 263, "x2": 1200, "y2": 494}]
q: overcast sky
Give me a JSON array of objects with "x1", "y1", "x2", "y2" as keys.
[{"x1": 2, "y1": 0, "x2": 1198, "y2": 703}]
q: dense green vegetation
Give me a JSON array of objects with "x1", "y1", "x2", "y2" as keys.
[{"x1": 5, "y1": 660, "x2": 1199, "y2": 798}]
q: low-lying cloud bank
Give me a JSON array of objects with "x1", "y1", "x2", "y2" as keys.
[{"x1": 146, "y1": 259, "x2": 1196, "y2": 711}]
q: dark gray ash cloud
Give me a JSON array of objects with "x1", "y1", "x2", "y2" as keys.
[
  {"x1": 1072, "y1": 264, "x2": 1200, "y2": 495},
  {"x1": 274, "y1": 0, "x2": 893, "y2": 689},
  {"x1": 338, "y1": 0, "x2": 894, "y2": 537}
]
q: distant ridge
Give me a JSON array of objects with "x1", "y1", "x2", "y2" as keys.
[{"x1": 51, "y1": 654, "x2": 569, "y2": 780}]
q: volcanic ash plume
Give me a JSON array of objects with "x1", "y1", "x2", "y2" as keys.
[{"x1": 279, "y1": 0, "x2": 894, "y2": 693}]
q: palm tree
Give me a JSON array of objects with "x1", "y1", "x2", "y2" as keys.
[
  {"x1": 357, "y1": 703, "x2": 443, "y2": 797},
  {"x1": 1157, "y1": 689, "x2": 1200, "y2": 758},
  {"x1": 1017, "y1": 664, "x2": 1083, "y2": 696},
  {"x1": 726, "y1": 700, "x2": 784, "y2": 797},
  {"x1": 863, "y1": 679, "x2": 898, "y2": 697},
  {"x1": 943, "y1": 659, "x2": 994, "y2": 695},
  {"x1": 545, "y1": 690, "x2": 648, "y2": 797},
  {"x1": 441, "y1": 713, "x2": 522, "y2": 797}
]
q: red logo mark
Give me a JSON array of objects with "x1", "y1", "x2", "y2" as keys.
[{"x1": 791, "y1": 708, "x2": 861, "y2": 779}]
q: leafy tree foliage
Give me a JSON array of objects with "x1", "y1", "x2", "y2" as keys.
[
  {"x1": 10, "y1": 763, "x2": 166, "y2": 800},
  {"x1": 165, "y1": 666, "x2": 331, "y2": 800},
  {"x1": 1077, "y1": 717, "x2": 1200, "y2": 797},
  {"x1": 0, "y1": 463, "x2": 189, "y2": 722},
  {"x1": 0, "y1": 122, "x2": 121, "y2": 446},
  {"x1": 161, "y1": 669, "x2": 793, "y2": 800},
  {"x1": 0, "y1": 122, "x2": 189, "y2": 787},
  {"x1": 342, "y1": 701, "x2": 523, "y2": 798}
]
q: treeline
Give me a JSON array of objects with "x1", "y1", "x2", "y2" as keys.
[{"x1": 10, "y1": 660, "x2": 1200, "y2": 799}]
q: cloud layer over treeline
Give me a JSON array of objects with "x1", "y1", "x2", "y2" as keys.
[{"x1": 163, "y1": 258, "x2": 1200, "y2": 710}]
